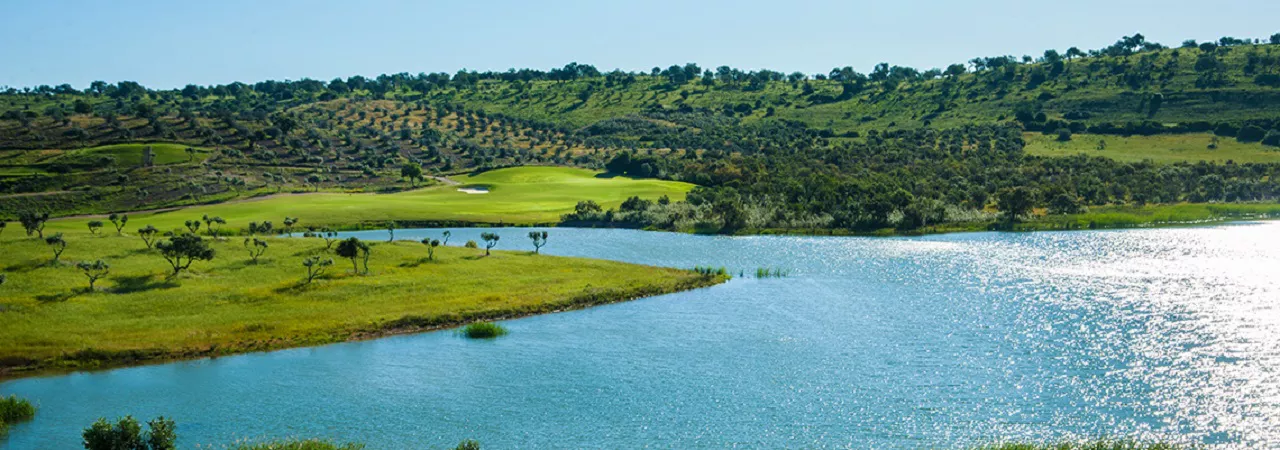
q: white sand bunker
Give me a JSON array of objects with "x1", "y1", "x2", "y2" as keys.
[{"x1": 457, "y1": 187, "x2": 490, "y2": 194}]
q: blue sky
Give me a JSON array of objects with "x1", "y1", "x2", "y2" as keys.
[{"x1": 2, "y1": 0, "x2": 1278, "y2": 89}]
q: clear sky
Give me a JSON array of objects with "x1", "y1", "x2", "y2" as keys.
[{"x1": 2, "y1": 0, "x2": 1278, "y2": 89}]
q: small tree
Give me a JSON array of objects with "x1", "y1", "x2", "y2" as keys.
[
  {"x1": 319, "y1": 228, "x2": 338, "y2": 249},
  {"x1": 46, "y1": 233, "x2": 67, "y2": 262},
  {"x1": 184, "y1": 220, "x2": 201, "y2": 234},
  {"x1": 302, "y1": 257, "x2": 334, "y2": 283},
  {"x1": 19, "y1": 210, "x2": 49, "y2": 238},
  {"x1": 155, "y1": 234, "x2": 215, "y2": 276},
  {"x1": 83, "y1": 416, "x2": 176, "y2": 450},
  {"x1": 481, "y1": 232, "x2": 500, "y2": 256},
  {"x1": 441, "y1": 230, "x2": 451, "y2": 246},
  {"x1": 0, "y1": 273, "x2": 6, "y2": 287},
  {"x1": 422, "y1": 238, "x2": 440, "y2": 260},
  {"x1": 336, "y1": 237, "x2": 369, "y2": 274},
  {"x1": 109, "y1": 213, "x2": 128, "y2": 235},
  {"x1": 528, "y1": 231, "x2": 548, "y2": 254},
  {"x1": 87, "y1": 220, "x2": 104, "y2": 236},
  {"x1": 249, "y1": 221, "x2": 274, "y2": 236},
  {"x1": 464, "y1": 240, "x2": 478, "y2": 249},
  {"x1": 204, "y1": 216, "x2": 226, "y2": 237},
  {"x1": 401, "y1": 162, "x2": 424, "y2": 186},
  {"x1": 0, "y1": 221, "x2": 6, "y2": 237},
  {"x1": 244, "y1": 238, "x2": 269, "y2": 263},
  {"x1": 77, "y1": 259, "x2": 110, "y2": 290},
  {"x1": 283, "y1": 217, "x2": 299, "y2": 237},
  {"x1": 137, "y1": 225, "x2": 159, "y2": 249},
  {"x1": 361, "y1": 242, "x2": 372, "y2": 274},
  {"x1": 386, "y1": 221, "x2": 396, "y2": 242},
  {"x1": 997, "y1": 187, "x2": 1038, "y2": 226}
]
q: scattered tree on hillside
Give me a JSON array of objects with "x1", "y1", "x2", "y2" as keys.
[
  {"x1": 203, "y1": 215, "x2": 226, "y2": 237},
  {"x1": 137, "y1": 225, "x2": 159, "y2": 248},
  {"x1": 997, "y1": 187, "x2": 1039, "y2": 226},
  {"x1": 481, "y1": 232, "x2": 500, "y2": 256},
  {"x1": 422, "y1": 238, "x2": 440, "y2": 260},
  {"x1": 45, "y1": 233, "x2": 67, "y2": 262},
  {"x1": 386, "y1": 221, "x2": 396, "y2": 242},
  {"x1": 244, "y1": 238, "x2": 269, "y2": 263},
  {"x1": 302, "y1": 257, "x2": 334, "y2": 283},
  {"x1": 87, "y1": 220, "x2": 104, "y2": 236},
  {"x1": 155, "y1": 233, "x2": 215, "y2": 276},
  {"x1": 441, "y1": 230, "x2": 451, "y2": 246},
  {"x1": 528, "y1": 231, "x2": 548, "y2": 254},
  {"x1": 401, "y1": 162, "x2": 424, "y2": 186},
  {"x1": 249, "y1": 221, "x2": 274, "y2": 236},
  {"x1": 19, "y1": 210, "x2": 49, "y2": 238},
  {"x1": 109, "y1": 213, "x2": 128, "y2": 235},
  {"x1": 184, "y1": 220, "x2": 201, "y2": 234},
  {"x1": 283, "y1": 217, "x2": 299, "y2": 237},
  {"x1": 77, "y1": 259, "x2": 110, "y2": 290},
  {"x1": 336, "y1": 237, "x2": 369, "y2": 274}
]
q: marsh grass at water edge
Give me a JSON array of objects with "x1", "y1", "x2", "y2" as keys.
[{"x1": 459, "y1": 322, "x2": 508, "y2": 339}]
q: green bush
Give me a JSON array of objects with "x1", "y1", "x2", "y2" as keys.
[
  {"x1": 0, "y1": 395, "x2": 35, "y2": 425},
  {"x1": 461, "y1": 321, "x2": 507, "y2": 339},
  {"x1": 83, "y1": 416, "x2": 175, "y2": 450},
  {"x1": 464, "y1": 240, "x2": 478, "y2": 249}
]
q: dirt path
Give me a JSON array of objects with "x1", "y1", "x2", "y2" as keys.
[{"x1": 0, "y1": 190, "x2": 76, "y2": 198}]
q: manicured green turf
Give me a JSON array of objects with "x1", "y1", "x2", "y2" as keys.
[
  {"x1": 1024, "y1": 132, "x2": 1280, "y2": 164},
  {"x1": 78, "y1": 142, "x2": 210, "y2": 166},
  {"x1": 43, "y1": 166, "x2": 695, "y2": 233},
  {"x1": 0, "y1": 229, "x2": 723, "y2": 376}
]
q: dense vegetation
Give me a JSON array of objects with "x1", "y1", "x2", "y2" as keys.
[
  {"x1": 0, "y1": 395, "x2": 36, "y2": 437},
  {"x1": 2, "y1": 33, "x2": 1279, "y2": 233}
]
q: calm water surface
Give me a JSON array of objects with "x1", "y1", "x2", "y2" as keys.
[{"x1": 4, "y1": 223, "x2": 1280, "y2": 448}]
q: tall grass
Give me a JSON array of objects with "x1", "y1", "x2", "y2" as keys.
[
  {"x1": 755, "y1": 267, "x2": 790, "y2": 278},
  {"x1": 460, "y1": 321, "x2": 508, "y2": 339},
  {"x1": 234, "y1": 439, "x2": 365, "y2": 450},
  {"x1": 691, "y1": 266, "x2": 728, "y2": 277},
  {"x1": 0, "y1": 395, "x2": 35, "y2": 437}
]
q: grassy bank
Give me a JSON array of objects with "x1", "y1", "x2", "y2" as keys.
[
  {"x1": 38, "y1": 166, "x2": 694, "y2": 233},
  {"x1": 1016, "y1": 202, "x2": 1280, "y2": 231},
  {"x1": 1025, "y1": 132, "x2": 1280, "y2": 164},
  {"x1": 0, "y1": 230, "x2": 725, "y2": 379}
]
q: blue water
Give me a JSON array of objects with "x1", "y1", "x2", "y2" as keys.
[{"x1": 4, "y1": 223, "x2": 1280, "y2": 449}]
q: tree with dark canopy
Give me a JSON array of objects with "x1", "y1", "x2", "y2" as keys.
[
  {"x1": 77, "y1": 259, "x2": 110, "y2": 290},
  {"x1": 336, "y1": 237, "x2": 370, "y2": 274},
  {"x1": 87, "y1": 220, "x2": 104, "y2": 236},
  {"x1": 137, "y1": 225, "x2": 159, "y2": 249},
  {"x1": 19, "y1": 210, "x2": 49, "y2": 238},
  {"x1": 109, "y1": 213, "x2": 128, "y2": 235},
  {"x1": 46, "y1": 233, "x2": 67, "y2": 262},
  {"x1": 155, "y1": 234, "x2": 216, "y2": 276},
  {"x1": 528, "y1": 231, "x2": 548, "y2": 254},
  {"x1": 244, "y1": 238, "x2": 269, "y2": 263},
  {"x1": 481, "y1": 232, "x2": 500, "y2": 256},
  {"x1": 302, "y1": 257, "x2": 334, "y2": 284},
  {"x1": 422, "y1": 238, "x2": 441, "y2": 260}
]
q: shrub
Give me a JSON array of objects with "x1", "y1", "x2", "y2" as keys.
[
  {"x1": 1262, "y1": 129, "x2": 1280, "y2": 147},
  {"x1": 83, "y1": 416, "x2": 176, "y2": 450},
  {"x1": 1237, "y1": 124, "x2": 1267, "y2": 143},
  {"x1": 0, "y1": 395, "x2": 36, "y2": 424},
  {"x1": 1055, "y1": 128, "x2": 1072, "y2": 142},
  {"x1": 464, "y1": 240, "x2": 478, "y2": 249},
  {"x1": 461, "y1": 321, "x2": 508, "y2": 339}
]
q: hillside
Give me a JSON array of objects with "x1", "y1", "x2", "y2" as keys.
[{"x1": 1, "y1": 33, "x2": 1279, "y2": 232}]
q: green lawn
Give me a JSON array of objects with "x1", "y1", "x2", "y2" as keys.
[
  {"x1": 43, "y1": 166, "x2": 695, "y2": 233},
  {"x1": 1025, "y1": 132, "x2": 1280, "y2": 164},
  {"x1": 78, "y1": 142, "x2": 210, "y2": 166},
  {"x1": 0, "y1": 228, "x2": 723, "y2": 376}
]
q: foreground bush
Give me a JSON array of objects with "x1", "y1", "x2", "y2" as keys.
[
  {"x1": 461, "y1": 322, "x2": 508, "y2": 339},
  {"x1": 82, "y1": 416, "x2": 175, "y2": 450}
]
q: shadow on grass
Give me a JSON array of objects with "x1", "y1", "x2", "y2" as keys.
[
  {"x1": 36, "y1": 291, "x2": 80, "y2": 303},
  {"x1": 3, "y1": 259, "x2": 60, "y2": 273},
  {"x1": 111, "y1": 274, "x2": 179, "y2": 294},
  {"x1": 398, "y1": 257, "x2": 441, "y2": 268}
]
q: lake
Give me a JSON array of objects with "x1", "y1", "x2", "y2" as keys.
[{"x1": 4, "y1": 223, "x2": 1280, "y2": 448}]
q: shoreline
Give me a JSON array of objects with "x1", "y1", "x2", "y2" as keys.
[{"x1": 0, "y1": 273, "x2": 728, "y2": 382}]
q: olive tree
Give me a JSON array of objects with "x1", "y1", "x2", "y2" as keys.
[
  {"x1": 480, "y1": 232, "x2": 500, "y2": 256},
  {"x1": 441, "y1": 230, "x2": 451, "y2": 246},
  {"x1": 386, "y1": 221, "x2": 396, "y2": 241},
  {"x1": 528, "y1": 231, "x2": 548, "y2": 254},
  {"x1": 155, "y1": 234, "x2": 215, "y2": 276},
  {"x1": 422, "y1": 238, "x2": 440, "y2": 260},
  {"x1": 19, "y1": 210, "x2": 49, "y2": 238},
  {"x1": 336, "y1": 237, "x2": 370, "y2": 274},
  {"x1": 244, "y1": 238, "x2": 269, "y2": 263},
  {"x1": 302, "y1": 257, "x2": 334, "y2": 283},
  {"x1": 137, "y1": 225, "x2": 160, "y2": 248},
  {"x1": 184, "y1": 220, "x2": 201, "y2": 234},
  {"x1": 46, "y1": 233, "x2": 67, "y2": 262},
  {"x1": 249, "y1": 221, "x2": 274, "y2": 236},
  {"x1": 109, "y1": 213, "x2": 128, "y2": 235},
  {"x1": 77, "y1": 259, "x2": 110, "y2": 290},
  {"x1": 283, "y1": 217, "x2": 299, "y2": 237},
  {"x1": 401, "y1": 162, "x2": 424, "y2": 186},
  {"x1": 203, "y1": 215, "x2": 226, "y2": 237},
  {"x1": 87, "y1": 220, "x2": 104, "y2": 236}
]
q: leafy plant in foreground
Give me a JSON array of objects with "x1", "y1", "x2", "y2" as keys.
[{"x1": 82, "y1": 415, "x2": 175, "y2": 450}]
